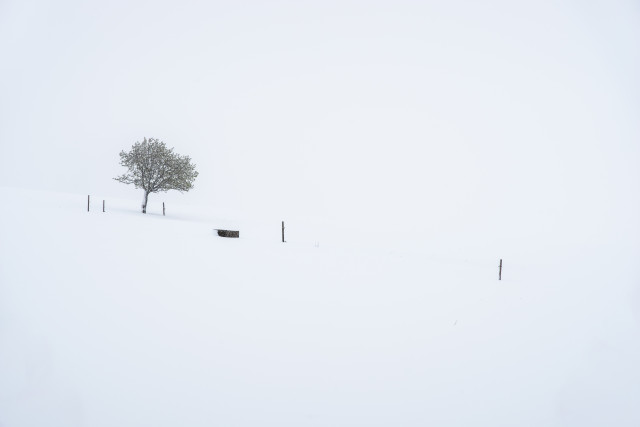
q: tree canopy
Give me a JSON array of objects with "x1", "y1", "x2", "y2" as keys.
[{"x1": 114, "y1": 137, "x2": 198, "y2": 213}]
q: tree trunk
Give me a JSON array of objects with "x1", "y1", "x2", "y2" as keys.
[{"x1": 142, "y1": 190, "x2": 149, "y2": 213}]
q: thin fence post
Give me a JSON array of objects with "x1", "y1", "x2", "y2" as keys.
[
  {"x1": 87, "y1": 195, "x2": 90, "y2": 212},
  {"x1": 282, "y1": 221, "x2": 285, "y2": 243},
  {"x1": 103, "y1": 200, "x2": 105, "y2": 213},
  {"x1": 163, "y1": 202, "x2": 165, "y2": 216},
  {"x1": 499, "y1": 259, "x2": 502, "y2": 280}
]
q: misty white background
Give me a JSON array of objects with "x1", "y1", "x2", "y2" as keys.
[
  {"x1": 1, "y1": 2, "x2": 640, "y2": 426},
  {"x1": 1, "y1": 0, "x2": 639, "y2": 246}
]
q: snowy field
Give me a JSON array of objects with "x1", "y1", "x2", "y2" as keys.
[{"x1": 0, "y1": 185, "x2": 638, "y2": 426}]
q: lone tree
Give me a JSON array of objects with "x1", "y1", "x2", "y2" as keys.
[{"x1": 114, "y1": 137, "x2": 198, "y2": 213}]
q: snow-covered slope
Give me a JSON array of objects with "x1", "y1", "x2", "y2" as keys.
[{"x1": 0, "y1": 186, "x2": 638, "y2": 426}]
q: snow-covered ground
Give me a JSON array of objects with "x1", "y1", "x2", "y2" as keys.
[{"x1": 1, "y1": 186, "x2": 639, "y2": 426}]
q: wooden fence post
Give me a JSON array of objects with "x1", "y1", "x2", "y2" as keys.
[
  {"x1": 282, "y1": 221, "x2": 285, "y2": 243},
  {"x1": 87, "y1": 195, "x2": 90, "y2": 212},
  {"x1": 103, "y1": 200, "x2": 105, "y2": 213},
  {"x1": 163, "y1": 202, "x2": 165, "y2": 216},
  {"x1": 499, "y1": 259, "x2": 502, "y2": 280}
]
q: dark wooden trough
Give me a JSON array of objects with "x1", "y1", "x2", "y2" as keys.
[{"x1": 215, "y1": 229, "x2": 239, "y2": 238}]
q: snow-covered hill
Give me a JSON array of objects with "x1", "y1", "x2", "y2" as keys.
[{"x1": 0, "y1": 186, "x2": 638, "y2": 426}]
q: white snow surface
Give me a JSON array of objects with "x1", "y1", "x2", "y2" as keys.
[{"x1": 1, "y1": 186, "x2": 639, "y2": 426}]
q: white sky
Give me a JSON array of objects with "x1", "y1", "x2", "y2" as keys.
[{"x1": 1, "y1": 0, "x2": 638, "y2": 248}]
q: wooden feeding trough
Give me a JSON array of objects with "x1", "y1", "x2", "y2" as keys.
[{"x1": 215, "y1": 229, "x2": 239, "y2": 238}]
